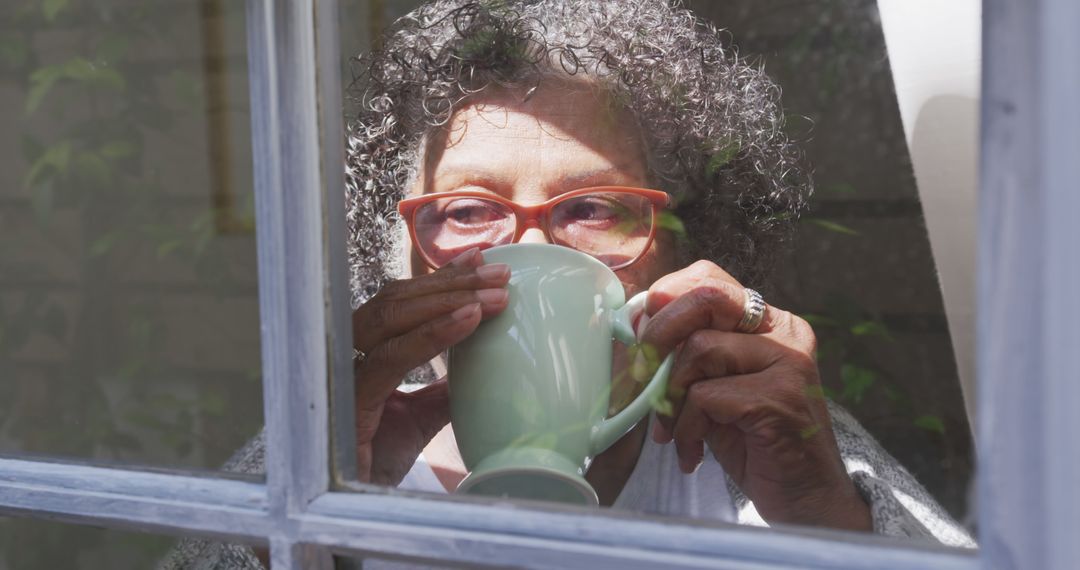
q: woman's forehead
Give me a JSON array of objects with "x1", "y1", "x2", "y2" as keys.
[
  {"x1": 451, "y1": 83, "x2": 638, "y2": 143},
  {"x1": 418, "y1": 83, "x2": 647, "y2": 193}
]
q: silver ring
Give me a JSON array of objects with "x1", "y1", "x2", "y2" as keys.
[
  {"x1": 353, "y1": 347, "x2": 367, "y2": 363},
  {"x1": 736, "y1": 288, "x2": 766, "y2": 333}
]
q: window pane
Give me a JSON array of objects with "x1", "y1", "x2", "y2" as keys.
[
  {"x1": 0, "y1": 0, "x2": 263, "y2": 473},
  {"x1": 686, "y1": 0, "x2": 976, "y2": 525},
  {"x1": 335, "y1": 555, "x2": 487, "y2": 570},
  {"x1": 333, "y1": 0, "x2": 974, "y2": 550},
  {"x1": 0, "y1": 516, "x2": 205, "y2": 570}
]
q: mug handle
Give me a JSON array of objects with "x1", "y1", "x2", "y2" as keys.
[{"x1": 589, "y1": 292, "x2": 674, "y2": 456}]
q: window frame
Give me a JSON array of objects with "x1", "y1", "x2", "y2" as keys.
[{"x1": 0, "y1": 0, "x2": 1072, "y2": 568}]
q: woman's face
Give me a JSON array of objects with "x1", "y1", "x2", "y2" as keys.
[{"x1": 409, "y1": 82, "x2": 677, "y2": 295}]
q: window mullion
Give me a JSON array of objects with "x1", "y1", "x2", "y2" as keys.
[
  {"x1": 0, "y1": 458, "x2": 271, "y2": 541},
  {"x1": 979, "y1": 0, "x2": 1080, "y2": 568},
  {"x1": 303, "y1": 491, "x2": 977, "y2": 570},
  {"x1": 246, "y1": 0, "x2": 333, "y2": 564},
  {"x1": 314, "y1": 0, "x2": 360, "y2": 487},
  {"x1": 272, "y1": 537, "x2": 334, "y2": 569}
]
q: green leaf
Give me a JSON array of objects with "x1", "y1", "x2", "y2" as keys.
[
  {"x1": 706, "y1": 141, "x2": 742, "y2": 176},
  {"x1": 75, "y1": 151, "x2": 112, "y2": 185},
  {"x1": 25, "y1": 141, "x2": 72, "y2": 188},
  {"x1": 914, "y1": 415, "x2": 945, "y2": 435},
  {"x1": 63, "y1": 58, "x2": 125, "y2": 90},
  {"x1": 649, "y1": 393, "x2": 674, "y2": 417},
  {"x1": 656, "y1": 211, "x2": 686, "y2": 236},
  {"x1": 851, "y1": 320, "x2": 892, "y2": 339},
  {"x1": 29, "y1": 64, "x2": 64, "y2": 84},
  {"x1": 90, "y1": 66, "x2": 125, "y2": 91},
  {"x1": 525, "y1": 433, "x2": 558, "y2": 451},
  {"x1": 99, "y1": 140, "x2": 137, "y2": 159},
  {"x1": 61, "y1": 57, "x2": 96, "y2": 80},
  {"x1": 799, "y1": 424, "x2": 822, "y2": 439},
  {"x1": 822, "y1": 182, "x2": 857, "y2": 195},
  {"x1": 155, "y1": 239, "x2": 184, "y2": 259},
  {"x1": 805, "y1": 218, "x2": 860, "y2": 236},
  {"x1": 758, "y1": 211, "x2": 794, "y2": 224},
  {"x1": 42, "y1": 0, "x2": 69, "y2": 21},
  {"x1": 26, "y1": 60, "x2": 126, "y2": 115},
  {"x1": 628, "y1": 342, "x2": 662, "y2": 384},
  {"x1": 840, "y1": 364, "x2": 876, "y2": 404},
  {"x1": 804, "y1": 384, "x2": 826, "y2": 400},
  {"x1": 800, "y1": 313, "x2": 840, "y2": 328},
  {"x1": 89, "y1": 232, "x2": 120, "y2": 257},
  {"x1": 24, "y1": 75, "x2": 58, "y2": 115}
]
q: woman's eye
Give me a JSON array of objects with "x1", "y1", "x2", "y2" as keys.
[
  {"x1": 444, "y1": 199, "x2": 502, "y2": 225},
  {"x1": 565, "y1": 199, "x2": 618, "y2": 221}
]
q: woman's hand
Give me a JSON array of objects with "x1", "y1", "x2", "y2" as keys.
[
  {"x1": 351, "y1": 248, "x2": 510, "y2": 485},
  {"x1": 640, "y1": 261, "x2": 871, "y2": 531}
]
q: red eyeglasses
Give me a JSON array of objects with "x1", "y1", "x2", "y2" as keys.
[{"x1": 398, "y1": 186, "x2": 671, "y2": 271}]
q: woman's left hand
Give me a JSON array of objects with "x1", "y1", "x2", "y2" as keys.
[{"x1": 639, "y1": 261, "x2": 871, "y2": 531}]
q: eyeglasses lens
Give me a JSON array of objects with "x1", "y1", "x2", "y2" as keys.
[
  {"x1": 549, "y1": 192, "x2": 654, "y2": 268},
  {"x1": 412, "y1": 192, "x2": 655, "y2": 269},
  {"x1": 413, "y1": 196, "x2": 515, "y2": 267}
]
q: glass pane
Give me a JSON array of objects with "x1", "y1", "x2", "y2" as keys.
[
  {"x1": 334, "y1": 0, "x2": 974, "y2": 550},
  {"x1": 0, "y1": 516, "x2": 236, "y2": 570},
  {"x1": 686, "y1": 0, "x2": 976, "y2": 526},
  {"x1": 0, "y1": 0, "x2": 263, "y2": 473},
  {"x1": 335, "y1": 555, "x2": 488, "y2": 570}
]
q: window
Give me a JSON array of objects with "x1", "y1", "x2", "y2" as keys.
[{"x1": 2, "y1": 0, "x2": 1077, "y2": 568}]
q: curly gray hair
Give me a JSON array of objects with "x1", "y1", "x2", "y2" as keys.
[{"x1": 344, "y1": 0, "x2": 811, "y2": 306}]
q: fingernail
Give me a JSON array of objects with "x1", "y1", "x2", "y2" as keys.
[
  {"x1": 679, "y1": 457, "x2": 702, "y2": 474},
  {"x1": 634, "y1": 312, "x2": 651, "y2": 341},
  {"x1": 476, "y1": 263, "x2": 510, "y2": 281},
  {"x1": 476, "y1": 288, "x2": 508, "y2": 305},
  {"x1": 448, "y1": 248, "x2": 480, "y2": 267},
  {"x1": 451, "y1": 303, "x2": 480, "y2": 321}
]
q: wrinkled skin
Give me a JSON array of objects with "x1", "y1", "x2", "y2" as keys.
[{"x1": 350, "y1": 82, "x2": 870, "y2": 531}]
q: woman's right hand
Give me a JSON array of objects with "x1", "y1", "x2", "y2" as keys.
[{"x1": 351, "y1": 248, "x2": 510, "y2": 485}]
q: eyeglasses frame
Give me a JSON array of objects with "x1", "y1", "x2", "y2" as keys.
[{"x1": 398, "y1": 186, "x2": 672, "y2": 271}]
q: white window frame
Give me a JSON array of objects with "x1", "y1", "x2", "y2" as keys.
[{"x1": 1, "y1": 0, "x2": 1075, "y2": 568}]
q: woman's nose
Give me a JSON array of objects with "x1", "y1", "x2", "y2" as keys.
[{"x1": 518, "y1": 227, "x2": 550, "y2": 245}]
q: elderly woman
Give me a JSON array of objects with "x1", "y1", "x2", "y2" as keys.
[{"x1": 162, "y1": 0, "x2": 972, "y2": 568}]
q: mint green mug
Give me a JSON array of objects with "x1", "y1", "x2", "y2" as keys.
[{"x1": 449, "y1": 243, "x2": 673, "y2": 505}]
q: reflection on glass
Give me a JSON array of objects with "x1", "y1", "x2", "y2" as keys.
[
  {"x1": 0, "y1": 0, "x2": 262, "y2": 472},
  {"x1": 0, "y1": 516, "x2": 178, "y2": 570},
  {"x1": 335, "y1": 555, "x2": 481, "y2": 570},
  {"x1": 330, "y1": 0, "x2": 976, "y2": 548},
  {"x1": 687, "y1": 0, "x2": 976, "y2": 525}
]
